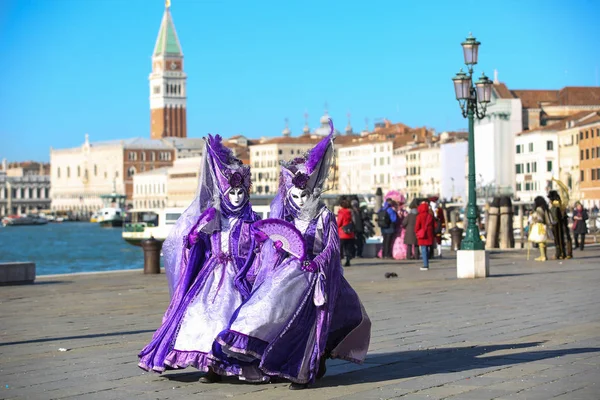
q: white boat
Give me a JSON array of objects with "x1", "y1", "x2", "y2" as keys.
[
  {"x1": 122, "y1": 205, "x2": 271, "y2": 247},
  {"x1": 2, "y1": 215, "x2": 49, "y2": 227},
  {"x1": 97, "y1": 207, "x2": 125, "y2": 228},
  {"x1": 122, "y1": 207, "x2": 184, "y2": 246}
]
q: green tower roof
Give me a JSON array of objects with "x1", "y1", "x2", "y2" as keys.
[{"x1": 153, "y1": 7, "x2": 183, "y2": 57}]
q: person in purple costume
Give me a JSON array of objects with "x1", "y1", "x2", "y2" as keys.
[
  {"x1": 138, "y1": 134, "x2": 264, "y2": 383},
  {"x1": 216, "y1": 119, "x2": 372, "y2": 390}
]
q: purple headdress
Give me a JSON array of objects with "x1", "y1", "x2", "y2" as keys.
[
  {"x1": 162, "y1": 134, "x2": 253, "y2": 296},
  {"x1": 271, "y1": 119, "x2": 336, "y2": 220},
  {"x1": 202, "y1": 134, "x2": 252, "y2": 217}
]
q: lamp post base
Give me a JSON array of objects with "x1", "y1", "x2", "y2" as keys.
[{"x1": 457, "y1": 250, "x2": 489, "y2": 279}]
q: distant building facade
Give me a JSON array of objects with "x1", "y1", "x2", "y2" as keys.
[
  {"x1": 50, "y1": 135, "x2": 175, "y2": 213},
  {"x1": 0, "y1": 160, "x2": 51, "y2": 216}
]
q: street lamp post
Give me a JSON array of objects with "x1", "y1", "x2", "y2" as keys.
[{"x1": 452, "y1": 33, "x2": 493, "y2": 251}]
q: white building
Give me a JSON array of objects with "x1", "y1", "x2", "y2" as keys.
[
  {"x1": 514, "y1": 127, "x2": 559, "y2": 202},
  {"x1": 439, "y1": 136, "x2": 468, "y2": 202},
  {"x1": 473, "y1": 83, "x2": 523, "y2": 196},
  {"x1": 166, "y1": 156, "x2": 202, "y2": 207},
  {"x1": 133, "y1": 167, "x2": 169, "y2": 210},
  {"x1": 0, "y1": 160, "x2": 51, "y2": 216},
  {"x1": 338, "y1": 140, "x2": 394, "y2": 194},
  {"x1": 420, "y1": 144, "x2": 441, "y2": 197}
]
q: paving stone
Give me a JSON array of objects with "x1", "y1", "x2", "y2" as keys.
[{"x1": 1, "y1": 245, "x2": 599, "y2": 399}]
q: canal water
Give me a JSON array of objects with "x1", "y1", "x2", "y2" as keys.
[{"x1": 0, "y1": 222, "x2": 150, "y2": 276}]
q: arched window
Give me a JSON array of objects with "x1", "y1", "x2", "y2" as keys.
[
  {"x1": 128, "y1": 167, "x2": 136, "y2": 178},
  {"x1": 141, "y1": 152, "x2": 146, "y2": 161}
]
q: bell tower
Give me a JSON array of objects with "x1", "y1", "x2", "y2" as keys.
[{"x1": 149, "y1": 0, "x2": 187, "y2": 139}]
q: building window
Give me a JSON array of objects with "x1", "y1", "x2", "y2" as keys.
[
  {"x1": 67, "y1": 167, "x2": 71, "y2": 178},
  {"x1": 580, "y1": 131, "x2": 584, "y2": 140},
  {"x1": 526, "y1": 163, "x2": 530, "y2": 173},
  {"x1": 153, "y1": 86, "x2": 160, "y2": 94},
  {"x1": 546, "y1": 141, "x2": 553, "y2": 151},
  {"x1": 585, "y1": 130, "x2": 589, "y2": 139},
  {"x1": 129, "y1": 152, "x2": 137, "y2": 161},
  {"x1": 516, "y1": 164, "x2": 521, "y2": 174},
  {"x1": 581, "y1": 150, "x2": 584, "y2": 160},
  {"x1": 593, "y1": 148, "x2": 596, "y2": 159},
  {"x1": 586, "y1": 149, "x2": 590, "y2": 159},
  {"x1": 528, "y1": 143, "x2": 534, "y2": 152},
  {"x1": 581, "y1": 170, "x2": 584, "y2": 182},
  {"x1": 57, "y1": 167, "x2": 61, "y2": 178},
  {"x1": 77, "y1": 166, "x2": 81, "y2": 177},
  {"x1": 151, "y1": 152, "x2": 156, "y2": 161},
  {"x1": 532, "y1": 162, "x2": 537, "y2": 173},
  {"x1": 547, "y1": 160, "x2": 553, "y2": 172},
  {"x1": 94, "y1": 165, "x2": 97, "y2": 176},
  {"x1": 516, "y1": 145, "x2": 521, "y2": 154},
  {"x1": 104, "y1": 171, "x2": 107, "y2": 178},
  {"x1": 593, "y1": 169, "x2": 597, "y2": 181},
  {"x1": 141, "y1": 152, "x2": 146, "y2": 161}
]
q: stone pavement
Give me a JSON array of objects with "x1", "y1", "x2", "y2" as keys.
[{"x1": 1, "y1": 246, "x2": 599, "y2": 400}]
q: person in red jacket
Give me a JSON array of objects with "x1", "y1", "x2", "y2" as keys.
[
  {"x1": 337, "y1": 199, "x2": 355, "y2": 267},
  {"x1": 414, "y1": 201, "x2": 435, "y2": 270}
]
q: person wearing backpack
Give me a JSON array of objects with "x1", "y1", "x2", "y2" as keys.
[
  {"x1": 338, "y1": 199, "x2": 355, "y2": 266},
  {"x1": 378, "y1": 198, "x2": 398, "y2": 259},
  {"x1": 414, "y1": 201, "x2": 435, "y2": 270}
]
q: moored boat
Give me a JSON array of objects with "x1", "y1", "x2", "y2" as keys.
[
  {"x1": 1, "y1": 215, "x2": 49, "y2": 227},
  {"x1": 97, "y1": 207, "x2": 125, "y2": 228}
]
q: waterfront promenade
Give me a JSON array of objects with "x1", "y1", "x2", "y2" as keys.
[{"x1": 1, "y1": 247, "x2": 599, "y2": 400}]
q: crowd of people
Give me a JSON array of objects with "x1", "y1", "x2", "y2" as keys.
[
  {"x1": 336, "y1": 191, "x2": 446, "y2": 271},
  {"x1": 528, "y1": 190, "x2": 591, "y2": 261}
]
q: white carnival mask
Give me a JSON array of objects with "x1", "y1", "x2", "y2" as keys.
[
  {"x1": 290, "y1": 187, "x2": 311, "y2": 209},
  {"x1": 228, "y1": 187, "x2": 246, "y2": 207}
]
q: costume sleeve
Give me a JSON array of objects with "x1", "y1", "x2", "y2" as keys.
[{"x1": 388, "y1": 208, "x2": 398, "y2": 223}]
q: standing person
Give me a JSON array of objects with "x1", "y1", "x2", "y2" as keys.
[
  {"x1": 529, "y1": 196, "x2": 550, "y2": 261},
  {"x1": 338, "y1": 199, "x2": 355, "y2": 267},
  {"x1": 572, "y1": 202, "x2": 589, "y2": 250},
  {"x1": 350, "y1": 200, "x2": 365, "y2": 258},
  {"x1": 414, "y1": 201, "x2": 434, "y2": 271},
  {"x1": 434, "y1": 203, "x2": 446, "y2": 258},
  {"x1": 216, "y1": 125, "x2": 371, "y2": 390},
  {"x1": 402, "y1": 199, "x2": 419, "y2": 259},
  {"x1": 138, "y1": 135, "x2": 263, "y2": 382},
  {"x1": 378, "y1": 198, "x2": 398, "y2": 259},
  {"x1": 548, "y1": 190, "x2": 567, "y2": 259}
]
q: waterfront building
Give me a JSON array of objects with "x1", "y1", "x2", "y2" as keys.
[
  {"x1": 50, "y1": 135, "x2": 175, "y2": 214},
  {"x1": 439, "y1": 133, "x2": 468, "y2": 202},
  {"x1": 514, "y1": 127, "x2": 560, "y2": 202},
  {"x1": 475, "y1": 73, "x2": 600, "y2": 197},
  {"x1": 420, "y1": 143, "x2": 441, "y2": 198},
  {"x1": 150, "y1": 2, "x2": 187, "y2": 139},
  {"x1": 0, "y1": 160, "x2": 51, "y2": 216},
  {"x1": 577, "y1": 112, "x2": 600, "y2": 208},
  {"x1": 132, "y1": 167, "x2": 169, "y2": 210}
]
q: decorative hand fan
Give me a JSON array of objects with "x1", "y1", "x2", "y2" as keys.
[{"x1": 253, "y1": 219, "x2": 306, "y2": 260}]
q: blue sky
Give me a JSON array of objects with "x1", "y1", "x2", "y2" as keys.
[{"x1": 1, "y1": 0, "x2": 599, "y2": 162}]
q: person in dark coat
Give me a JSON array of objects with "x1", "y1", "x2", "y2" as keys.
[
  {"x1": 402, "y1": 199, "x2": 419, "y2": 259},
  {"x1": 414, "y1": 201, "x2": 434, "y2": 270},
  {"x1": 378, "y1": 198, "x2": 398, "y2": 259},
  {"x1": 548, "y1": 190, "x2": 567, "y2": 259},
  {"x1": 350, "y1": 200, "x2": 365, "y2": 258},
  {"x1": 572, "y1": 202, "x2": 589, "y2": 250},
  {"x1": 337, "y1": 199, "x2": 355, "y2": 266}
]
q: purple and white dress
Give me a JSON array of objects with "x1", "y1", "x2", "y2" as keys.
[{"x1": 138, "y1": 134, "x2": 263, "y2": 380}]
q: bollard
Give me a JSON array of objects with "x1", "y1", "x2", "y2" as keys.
[
  {"x1": 485, "y1": 197, "x2": 500, "y2": 249},
  {"x1": 141, "y1": 237, "x2": 161, "y2": 274},
  {"x1": 498, "y1": 196, "x2": 514, "y2": 249},
  {"x1": 450, "y1": 226, "x2": 464, "y2": 251}
]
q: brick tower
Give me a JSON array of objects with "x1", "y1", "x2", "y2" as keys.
[{"x1": 149, "y1": 0, "x2": 187, "y2": 139}]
